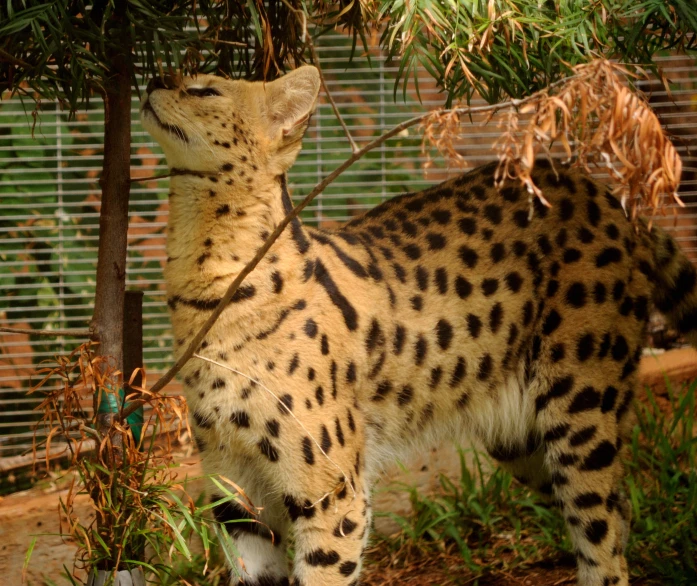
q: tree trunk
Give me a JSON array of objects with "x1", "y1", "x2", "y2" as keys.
[{"x1": 91, "y1": 43, "x2": 132, "y2": 431}]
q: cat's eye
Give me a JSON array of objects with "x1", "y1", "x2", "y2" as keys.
[{"x1": 186, "y1": 87, "x2": 221, "y2": 97}]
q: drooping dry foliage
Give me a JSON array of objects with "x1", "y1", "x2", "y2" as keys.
[
  {"x1": 421, "y1": 59, "x2": 683, "y2": 219},
  {"x1": 26, "y1": 342, "x2": 231, "y2": 580}
]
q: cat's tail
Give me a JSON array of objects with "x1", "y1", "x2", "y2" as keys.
[{"x1": 648, "y1": 225, "x2": 697, "y2": 348}]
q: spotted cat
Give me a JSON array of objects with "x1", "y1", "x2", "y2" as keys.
[{"x1": 141, "y1": 66, "x2": 697, "y2": 586}]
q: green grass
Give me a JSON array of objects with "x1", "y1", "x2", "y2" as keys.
[
  {"x1": 37, "y1": 381, "x2": 695, "y2": 585},
  {"x1": 374, "y1": 379, "x2": 697, "y2": 584}
]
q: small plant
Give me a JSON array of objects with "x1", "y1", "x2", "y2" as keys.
[
  {"x1": 371, "y1": 379, "x2": 697, "y2": 584},
  {"x1": 25, "y1": 342, "x2": 244, "y2": 586}
]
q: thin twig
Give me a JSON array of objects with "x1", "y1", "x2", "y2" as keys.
[
  {"x1": 0, "y1": 326, "x2": 92, "y2": 337},
  {"x1": 123, "y1": 88, "x2": 555, "y2": 420},
  {"x1": 193, "y1": 354, "x2": 356, "y2": 499},
  {"x1": 130, "y1": 173, "x2": 173, "y2": 183},
  {"x1": 280, "y1": 0, "x2": 359, "y2": 152}
]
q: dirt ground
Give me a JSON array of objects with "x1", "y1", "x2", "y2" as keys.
[{"x1": 1, "y1": 348, "x2": 694, "y2": 585}]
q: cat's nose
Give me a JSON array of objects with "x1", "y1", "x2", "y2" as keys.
[{"x1": 146, "y1": 75, "x2": 176, "y2": 95}]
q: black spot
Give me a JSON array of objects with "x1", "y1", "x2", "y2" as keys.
[
  {"x1": 605, "y1": 223, "x2": 620, "y2": 240},
  {"x1": 393, "y1": 263, "x2": 407, "y2": 283},
  {"x1": 321, "y1": 335, "x2": 330, "y2": 355},
  {"x1": 544, "y1": 423, "x2": 570, "y2": 442},
  {"x1": 431, "y1": 209, "x2": 451, "y2": 224},
  {"x1": 320, "y1": 425, "x2": 332, "y2": 453},
  {"x1": 568, "y1": 386, "x2": 602, "y2": 413},
  {"x1": 585, "y1": 520, "x2": 609, "y2": 544},
  {"x1": 558, "y1": 453, "x2": 579, "y2": 467},
  {"x1": 458, "y1": 217, "x2": 477, "y2": 235},
  {"x1": 305, "y1": 549, "x2": 340, "y2": 566},
  {"x1": 490, "y1": 242, "x2": 506, "y2": 263},
  {"x1": 426, "y1": 233, "x2": 447, "y2": 250},
  {"x1": 556, "y1": 228, "x2": 568, "y2": 248},
  {"x1": 455, "y1": 275, "x2": 473, "y2": 298},
  {"x1": 535, "y1": 375, "x2": 574, "y2": 412},
  {"x1": 304, "y1": 319, "x2": 318, "y2": 338},
  {"x1": 596, "y1": 247, "x2": 623, "y2": 268},
  {"x1": 302, "y1": 437, "x2": 315, "y2": 465},
  {"x1": 410, "y1": 296, "x2": 423, "y2": 311},
  {"x1": 507, "y1": 323, "x2": 519, "y2": 346},
  {"x1": 435, "y1": 267, "x2": 448, "y2": 293},
  {"x1": 212, "y1": 378, "x2": 226, "y2": 390},
  {"x1": 403, "y1": 243, "x2": 421, "y2": 259},
  {"x1": 278, "y1": 394, "x2": 294, "y2": 415},
  {"x1": 576, "y1": 334, "x2": 595, "y2": 361},
  {"x1": 414, "y1": 335, "x2": 428, "y2": 365},
  {"x1": 580, "y1": 441, "x2": 617, "y2": 471},
  {"x1": 333, "y1": 518, "x2": 358, "y2": 538},
  {"x1": 484, "y1": 204, "x2": 503, "y2": 224},
  {"x1": 283, "y1": 495, "x2": 315, "y2": 521},
  {"x1": 393, "y1": 325, "x2": 406, "y2": 355},
  {"x1": 574, "y1": 492, "x2": 603, "y2": 509},
  {"x1": 489, "y1": 303, "x2": 504, "y2": 334},
  {"x1": 467, "y1": 314, "x2": 482, "y2": 338},
  {"x1": 450, "y1": 357, "x2": 467, "y2": 387},
  {"x1": 333, "y1": 418, "x2": 345, "y2": 448},
  {"x1": 601, "y1": 386, "x2": 618, "y2": 413},
  {"x1": 569, "y1": 425, "x2": 597, "y2": 447},
  {"x1": 551, "y1": 343, "x2": 565, "y2": 362},
  {"x1": 345, "y1": 362, "x2": 357, "y2": 384},
  {"x1": 587, "y1": 200, "x2": 601, "y2": 227},
  {"x1": 366, "y1": 318, "x2": 385, "y2": 354},
  {"x1": 315, "y1": 386, "x2": 324, "y2": 406},
  {"x1": 611, "y1": 336, "x2": 629, "y2": 361},
  {"x1": 501, "y1": 186, "x2": 521, "y2": 202},
  {"x1": 415, "y1": 266, "x2": 429, "y2": 291},
  {"x1": 559, "y1": 198, "x2": 575, "y2": 221},
  {"x1": 429, "y1": 367, "x2": 443, "y2": 389},
  {"x1": 193, "y1": 411, "x2": 213, "y2": 429},
  {"x1": 578, "y1": 227, "x2": 595, "y2": 244},
  {"x1": 512, "y1": 240, "x2": 527, "y2": 256},
  {"x1": 542, "y1": 310, "x2": 562, "y2": 335},
  {"x1": 482, "y1": 278, "x2": 499, "y2": 296},
  {"x1": 266, "y1": 419, "x2": 280, "y2": 437},
  {"x1": 477, "y1": 354, "x2": 493, "y2": 381},
  {"x1": 459, "y1": 245, "x2": 479, "y2": 268},
  {"x1": 215, "y1": 204, "x2": 230, "y2": 218},
  {"x1": 230, "y1": 411, "x2": 250, "y2": 428},
  {"x1": 546, "y1": 280, "x2": 559, "y2": 298},
  {"x1": 258, "y1": 437, "x2": 279, "y2": 462},
  {"x1": 397, "y1": 385, "x2": 414, "y2": 406},
  {"x1": 615, "y1": 390, "x2": 634, "y2": 420},
  {"x1": 505, "y1": 272, "x2": 523, "y2": 292},
  {"x1": 373, "y1": 381, "x2": 392, "y2": 401},
  {"x1": 566, "y1": 283, "x2": 587, "y2": 307},
  {"x1": 537, "y1": 235, "x2": 553, "y2": 255},
  {"x1": 563, "y1": 248, "x2": 582, "y2": 263},
  {"x1": 436, "y1": 319, "x2": 454, "y2": 350}
]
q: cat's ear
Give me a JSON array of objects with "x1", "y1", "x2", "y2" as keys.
[{"x1": 265, "y1": 66, "x2": 320, "y2": 146}]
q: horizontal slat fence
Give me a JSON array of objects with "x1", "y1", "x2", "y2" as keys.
[{"x1": 1, "y1": 34, "x2": 695, "y2": 464}]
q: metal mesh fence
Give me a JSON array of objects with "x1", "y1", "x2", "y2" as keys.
[{"x1": 1, "y1": 34, "x2": 696, "y2": 463}]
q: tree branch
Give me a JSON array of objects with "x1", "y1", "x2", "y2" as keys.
[{"x1": 121, "y1": 88, "x2": 556, "y2": 421}]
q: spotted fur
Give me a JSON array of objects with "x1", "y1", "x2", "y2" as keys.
[{"x1": 141, "y1": 67, "x2": 697, "y2": 586}]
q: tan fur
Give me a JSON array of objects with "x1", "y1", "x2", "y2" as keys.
[{"x1": 141, "y1": 67, "x2": 697, "y2": 586}]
